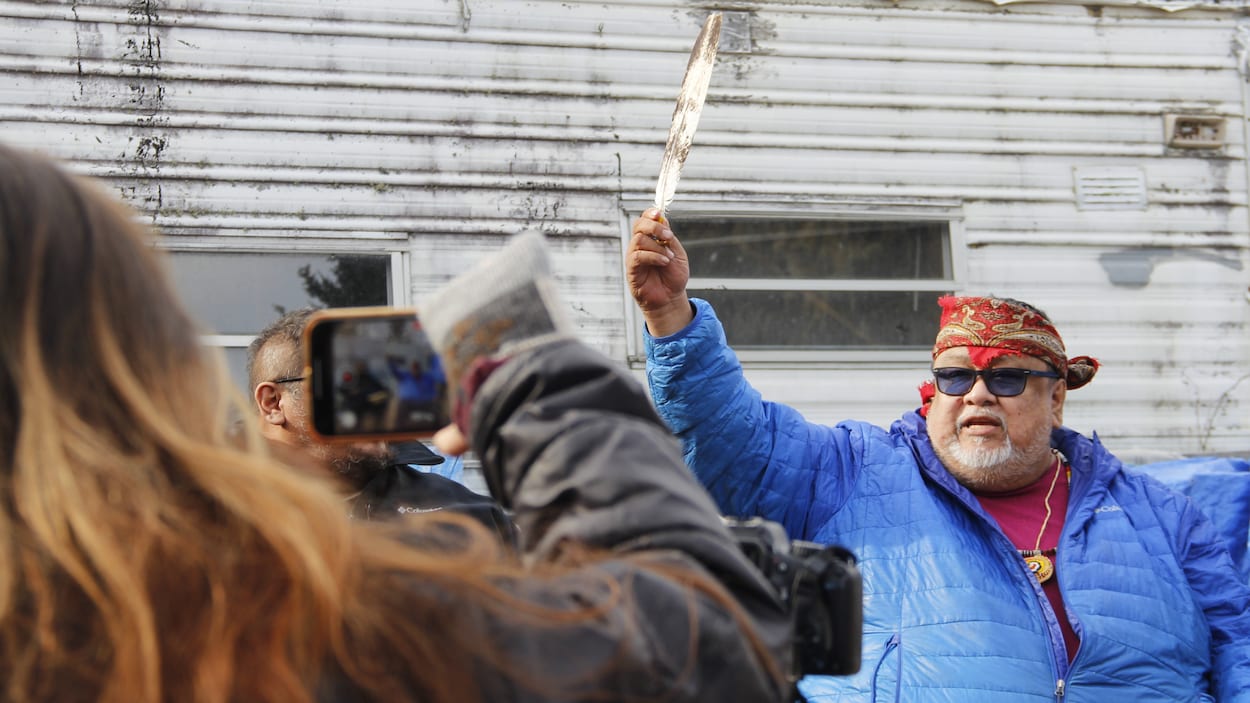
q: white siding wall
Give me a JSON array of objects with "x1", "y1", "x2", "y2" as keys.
[{"x1": 2, "y1": 0, "x2": 1247, "y2": 457}]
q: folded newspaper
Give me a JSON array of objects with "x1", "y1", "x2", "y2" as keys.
[{"x1": 418, "y1": 231, "x2": 574, "y2": 404}]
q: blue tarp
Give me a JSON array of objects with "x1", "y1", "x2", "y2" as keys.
[{"x1": 1131, "y1": 457, "x2": 1250, "y2": 582}]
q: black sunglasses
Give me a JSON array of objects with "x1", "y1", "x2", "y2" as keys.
[
  {"x1": 931, "y1": 367, "x2": 1061, "y2": 398},
  {"x1": 270, "y1": 376, "x2": 306, "y2": 384}
]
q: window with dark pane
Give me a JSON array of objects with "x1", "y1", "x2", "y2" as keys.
[
  {"x1": 696, "y1": 290, "x2": 940, "y2": 350},
  {"x1": 676, "y1": 218, "x2": 952, "y2": 350}
]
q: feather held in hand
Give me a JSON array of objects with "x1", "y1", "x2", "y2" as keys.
[{"x1": 653, "y1": 13, "x2": 721, "y2": 216}]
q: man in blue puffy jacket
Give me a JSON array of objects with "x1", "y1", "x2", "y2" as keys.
[{"x1": 628, "y1": 209, "x2": 1250, "y2": 702}]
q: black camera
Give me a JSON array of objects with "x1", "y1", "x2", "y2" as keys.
[{"x1": 725, "y1": 517, "x2": 862, "y2": 687}]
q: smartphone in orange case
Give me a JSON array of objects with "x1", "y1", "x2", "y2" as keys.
[{"x1": 304, "y1": 307, "x2": 450, "y2": 442}]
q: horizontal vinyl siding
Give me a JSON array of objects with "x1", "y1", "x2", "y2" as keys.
[{"x1": 2, "y1": 0, "x2": 1248, "y2": 454}]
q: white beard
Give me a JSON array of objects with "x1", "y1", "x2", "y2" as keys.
[
  {"x1": 944, "y1": 434, "x2": 1015, "y2": 471},
  {"x1": 936, "y1": 407, "x2": 1054, "y2": 492}
]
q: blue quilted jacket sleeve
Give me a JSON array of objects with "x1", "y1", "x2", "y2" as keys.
[{"x1": 645, "y1": 299, "x2": 858, "y2": 540}]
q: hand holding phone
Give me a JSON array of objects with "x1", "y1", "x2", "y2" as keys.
[{"x1": 305, "y1": 232, "x2": 571, "y2": 443}]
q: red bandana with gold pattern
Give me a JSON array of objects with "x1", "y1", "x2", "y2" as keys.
[{"x1": 931, "y1": 296, "x2": 1099, "y2": 391}]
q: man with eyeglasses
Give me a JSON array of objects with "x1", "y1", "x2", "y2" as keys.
[
  {"x1": 627, "y1": 210, "x2": 1250, "y2": 702},
  {"x1": 248, "y1": 308, "x2": 395, "y2": 488},
  {"x1": 248, "y1": 309, "x2": 516, "y2": 545}
]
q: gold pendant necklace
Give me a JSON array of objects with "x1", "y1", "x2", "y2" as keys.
[
  {"x1": 1018, "y1": 450, "x2": 1065, "y2": 584},
  {"x1": 1020, "y1": 550, "x2": 1056, "y2": 583}
]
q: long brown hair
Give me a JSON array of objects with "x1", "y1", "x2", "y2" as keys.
[{"x1": 0, "y1": 145, "x2": 508, "y2": 702}]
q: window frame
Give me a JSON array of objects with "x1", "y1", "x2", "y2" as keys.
[
  {"x1": 156, "y1": 239, "x2": 411, "y2": 385},
  {"x1": 619, "y1": 198, "x2": 966, "y2": 366}
]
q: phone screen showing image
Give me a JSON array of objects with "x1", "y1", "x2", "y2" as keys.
[{"x1": 307, "y1": 310, "x2": 450, "y2": 440}]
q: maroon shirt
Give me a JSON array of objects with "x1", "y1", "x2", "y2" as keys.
[{"x1": 974, "y1": 457, "x2": 1080, "y2": 662}]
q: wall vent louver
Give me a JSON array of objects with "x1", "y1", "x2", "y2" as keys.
[{"x1": 1074, "y1": 167, "x2": 1147, "y2": 211}]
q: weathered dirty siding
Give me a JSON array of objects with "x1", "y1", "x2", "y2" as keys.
[{"x1": 2, "y1": 0, "x2": 1247, "y2": 456}]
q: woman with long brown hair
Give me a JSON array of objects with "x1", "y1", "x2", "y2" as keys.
[{"x1": 0, "y1": 144, "x2": 790, "y2": 702}]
